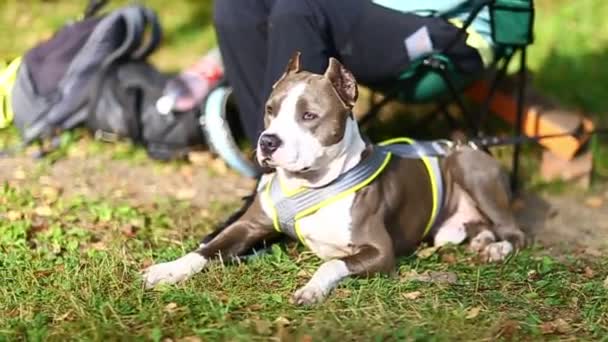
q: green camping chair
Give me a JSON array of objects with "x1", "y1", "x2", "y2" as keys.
[{"x1": 360, "y1": 0, "x2": 535, "y2": 191}]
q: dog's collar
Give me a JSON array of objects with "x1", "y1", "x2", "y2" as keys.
[{"x1": 261, "y1": 138, "x2": 449, "y2": 245}]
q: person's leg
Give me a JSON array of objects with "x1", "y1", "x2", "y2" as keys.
[
  {"x1": 213, "y1": 0, "x2": 275, "y2": 145},
  {"x1": 335, "y1": 2, "x2": 485, "y2": 87}
]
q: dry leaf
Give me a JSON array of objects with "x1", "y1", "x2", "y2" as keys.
[
  {"x1": 494, "y1": 320, "x2": 520, "y2": 340},
  {"x1": 121, "y1": 224, "x2": 137, "y2": 238},
  {"x1": 583, "y1": 266, "x2": 595, "y2": 278},
  {"x1": 402, "y1": 270, "x2": 458, "y2": 284},
  {"x1": 274, "y1": 316, "x2": 292, "y2": 342},
  {"x1": 441, "y1": 253, "x2": 457, "y2": 264},
  {"x1": 585, "y1": 196, "x2": 603, "y2": 208},
  {"x1": 6, "y1": 211, "x2": 23, "y2": 221},
  {"x1": 300, "y1": 335, "x2": 313, "y2": 342},
  {"x1": 540, "y1": 318, "x2": 571, "y2": 335},
  {"x1": 13, "y1": 168, "x2": 26, "y2": 180},
  {"x1": 164, "y1": 302, "x2": 178, "y2": 313},
  {"x1": 162, "y1": 338, "x2": 174, "y2": 342},
  {"x1": 34, "y1": 206, "x2": 53, "y2": 217},
  {"x1": 178, "y1": 337, "x2": 202, "y2": 342},
  {"x1": 141, "y1": 259, "x2": 154, "y2": 269},
  {"x1": 465, "y1": 306, "x2": 481, "y2": 319},
  {"x1": 210, "y1": 158, "x2": 229, "y2": 175},
  {"x1": 175, "y1": 188, "x2": 196, "y2": 200},
  {"x1": 416, "y1": 246, "x2": 440, "y2": 259},
  {"x1": 554, "y1": 318, "x2": 571, "y2": 334},
  {"x1": 188, "y1": 151, "x2": 212, "y2": 165},
  {"x1": 253, "y1": 319, "x2": 272, "y2": 335},
  {"x1": 603, "y1": 275, "x2": 608, "y2": 289},
  {"x1": 41, "y1": 186, "x2": 61, "y2": 202},
  {"x1": 402, "y1": 291, "x2": 422, "y2": 300}
]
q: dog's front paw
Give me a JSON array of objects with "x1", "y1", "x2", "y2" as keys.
[
  {"x1": 142, "y1": 253, "x2": 207, "y2": 289},
  {"x1": 291, "y1": 284, "x2": 327, "y2": 306},
  {"x1": 481, "y1": 241, "x2": 513, "y2": 262}
]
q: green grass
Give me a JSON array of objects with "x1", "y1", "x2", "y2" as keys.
[
  {"x1": 2, "y1": 183, "x2": 607, "y2": 341},
  {"x1": 2, "y1": 1, "x2": 608, "y2": 340}
]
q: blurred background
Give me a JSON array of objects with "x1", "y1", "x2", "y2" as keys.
[{"x1": 2, "y1": 0, "x2": 608, "y2": 183}]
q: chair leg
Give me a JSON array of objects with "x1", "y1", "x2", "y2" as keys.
[
  {"x1": 441, "y1": 71, "x2": 477, "y2": 136},
  {"x1": 477, "y1": 52, "x2": 514, "y2": 137},
  {"x1": 510, "y1": 48, "x2": 527, "y2": 194}
]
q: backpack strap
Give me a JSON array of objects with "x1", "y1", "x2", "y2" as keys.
[{"x1": 86, "y1": 5, "x2": 163, "y2": 143}]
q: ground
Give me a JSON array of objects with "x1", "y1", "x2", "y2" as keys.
[{"x1": 1, "y1": 0, "x2": 608, "y2": 341}]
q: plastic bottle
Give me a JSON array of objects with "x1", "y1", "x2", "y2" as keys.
[{"x1": 156, "y1": 47, "x2": 224, "y2": 114}]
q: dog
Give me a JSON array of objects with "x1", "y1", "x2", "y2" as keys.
[{"x1": 142, "y1": 52, "x2": 526, "y2": 305}]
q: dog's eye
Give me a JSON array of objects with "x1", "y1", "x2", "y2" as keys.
[
  {"x1": 266, "y1": 105, "x2": 273, "y2": 114},
  {"x1": 302, "y1": 111, "x2": 319, "y2": 121}
]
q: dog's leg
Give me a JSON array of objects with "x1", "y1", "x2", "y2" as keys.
[
  {"x1": 292, "y1": 219, "x2": 395, "y2": 305},
  {"x1": 446, "y1": 149, "x2": 526, "y2": 261},
  {"x1": 143, "y1": 197, "x2": 276, "y2": 288}
]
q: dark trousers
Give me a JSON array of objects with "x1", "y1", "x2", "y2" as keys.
[{"x1": 213, "y1": 0, "x2": 484, "y2": 145}]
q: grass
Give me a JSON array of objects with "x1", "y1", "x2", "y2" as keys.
[
  {"x1": 1, "y1": 183, "x2": 607, "y2": 341},
  {"x1": 1, "y1": 0, "x2": 608, "y2": 340}
]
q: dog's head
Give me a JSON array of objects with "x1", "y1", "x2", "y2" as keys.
[{"x1": 257, "y1": 52, "x2": 360, "y2": 177}]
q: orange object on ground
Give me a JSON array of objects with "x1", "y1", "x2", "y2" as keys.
[{"x1": 465, "y1": 79, "x2": 594, "y2": 160}]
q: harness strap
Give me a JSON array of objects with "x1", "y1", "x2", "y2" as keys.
[
  {"x1": 379, "y1": 138, "x2": 445, "y2": 238},
  {"x1": 264, "y1": 138, "x2": 447, "y2": 244},
  {"x1": 266, "y1": 148, "x2": 392, "y2": 243}
]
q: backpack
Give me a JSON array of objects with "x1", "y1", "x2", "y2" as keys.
[{"x1": 9, "y1": 0, "x2": 205, "y2": 160}]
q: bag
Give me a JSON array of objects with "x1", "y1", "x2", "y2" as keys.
[
  {"x1": 88, "y1": 61, "x2": 205, "y2": 160},
  {"x1": 9, "y1": 0, "x2": 205, "y2": 160}
]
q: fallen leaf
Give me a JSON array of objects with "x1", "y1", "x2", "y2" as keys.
[
  {"x1": 465, "y1": 306, "x2": 481, "y2": 319},
  {"x1": 554, "y1": 318, "x2": 571, "y2": 334},
  {"x1": 188, "y1": 151, "x2": 212, "y2": 165},
  {"x1": 253, "y1": 319, "x2": 272, "y2": 335},
  {"x1": 300, "y1": 335, "x2": 313, "y2": 342},
  {"x1": 164, "y1": 302, "x2": 178, "y2": 313},
  {"x1": 175, "y1": 188, "x2": 196, "y2": 200},
  {"x1": 441, "y1": 253, "x2": 457, "y2": 264},
  {"x1": 177, "y1": 337, "x2": 202, "y2": 342},
  {"x1": 210, "y1": 158, "x2": 229, "y2": 175},
  {"x1": 120, "y1": 224, "x2": 137, "y2": 238},
  {"x1": 540, "y1": 318, "x2": 571, "y2": 335},
  {"x1": 402, "y1": 291, "x2": 422, "y2": 300},
  {"x1": 416, "y1": 246, "x2": 440, "y2": 259},
  {"x1": 603, "y1": 275, "x2": 608, "y2": 289},
  {"x1": 34, "y1": 205, "x2": 53, "y2": 217},
  {"x1": 540, "y1": 322, "x2": 555, "y2": 335},
  {"x1": 141, "y1": 259, "x2": 154, "y2": 269},
  {"x1": 274, "y1": 316, "x2": 292, "y2": 342},
  {"x1": 585, "y1": 196, "x2": 603, "y2": 208},
  {"x1": 494, "y1": 320, "x2": 520, "y2": 340},
  {"x1": 583, "y1": 266, "x2": 595, "y2": 278},
  {"x1": 402, "y1": 270, "x2": 458, "y2": 284},
  {"x1": 6, "y1": 211, "x2": 23, "y2": 221},
  {"x1": 41, "y1": 186, "x2": 61, "y2": 203},
  {"x1": 13, "y1": 168, "x2": 26, "y2": 180}
]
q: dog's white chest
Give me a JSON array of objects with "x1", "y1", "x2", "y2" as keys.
[{"x1": 297, "y1": 193, "x2": 356, "y2": 260}]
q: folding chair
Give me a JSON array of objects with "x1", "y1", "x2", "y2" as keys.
[{"x1": 359, "y1": 0, "x2": 535, "y2": 192}]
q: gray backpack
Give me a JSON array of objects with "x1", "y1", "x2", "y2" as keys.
[{"x1": 9, "y1": 0, "x2": 204, "y2": 160}]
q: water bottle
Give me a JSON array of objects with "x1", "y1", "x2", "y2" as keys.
[{"x1": 156, "y1": 48, "x2": 223, "y2": 115}]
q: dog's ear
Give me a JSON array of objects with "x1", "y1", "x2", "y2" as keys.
[
  {"x1": 324, "y1": 57, "x2": 358, "y2": 108},
  {"x1": 272, "y1": 51, "x2": 302, "y2": 89}
]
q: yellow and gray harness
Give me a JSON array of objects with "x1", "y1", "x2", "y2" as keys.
[{"x1": 261, "y1": 138, "x2": 450, "y2": 244}]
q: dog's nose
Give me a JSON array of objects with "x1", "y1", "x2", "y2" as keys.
[{"x1": 259, "y1": 133, "x2": 282, "y2": 156}]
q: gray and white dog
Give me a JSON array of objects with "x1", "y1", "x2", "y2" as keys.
[{"x1": 143, "y1": 52, "x2": 526, "y2": 305}]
